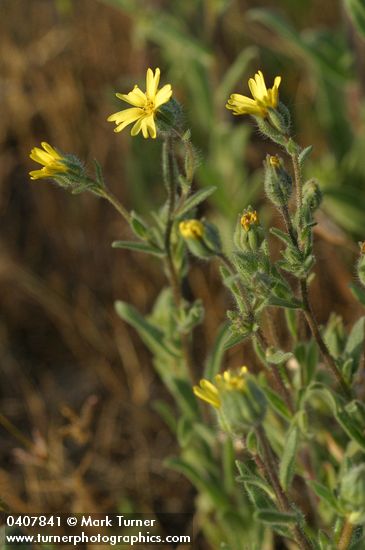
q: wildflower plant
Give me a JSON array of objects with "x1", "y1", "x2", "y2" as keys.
[{"x1": 29, "y1": 67, "x2": 365, "y2": 549}]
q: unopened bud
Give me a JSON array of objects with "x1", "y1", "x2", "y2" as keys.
[
  {"x1": 264, "y1": 155, "x2": 292, "y2": 208},
  {"x1": 179, "y1": 219, "x2": 221, "y2": 259}
]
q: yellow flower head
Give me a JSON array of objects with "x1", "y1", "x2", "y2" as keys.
[
  {"x1": 107, "y1": 68, "x2": 172, "y2": 139},
  {"x1": 360, "y1": 242, "x2": 365, "y2": 255},
  {"x1": 226, "y1": 70, "x2": 281, "y2": 118},
  {"x1": 215, "y1": 366, "x2": 248, "y2": 392},
  {"x1": 179, "y1": 219, "x2": 204, "y2": 239},
  {"x1": 269, "y1": 155, "x2": 281, "y2": 168},
  {"x1": 29, "y1": 142, "x2": 68, "y2": 180},
  {"x1": 240, "y1": 210, "x2": 258, "y2": 232},
  {"x1": 193, "y1": 379, "x2": 221, "y2": 409},
  {"x1": 193, "y1": 367, "x2": 248, "y2": 409}
]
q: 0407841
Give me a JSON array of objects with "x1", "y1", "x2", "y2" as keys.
[{"x1": 6, "y1": 515, "x2": 61, "y2": 527}]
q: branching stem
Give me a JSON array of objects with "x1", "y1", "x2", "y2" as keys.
[
  {"x1": 217, "y1": 253, "x2": 294, "y2": 413},
  {"x1": 255, "y1": 426, "x2": 312, "y2": 550},
  {"x1": 285, "y1": 148, "x2": 350, "y2": 397}
]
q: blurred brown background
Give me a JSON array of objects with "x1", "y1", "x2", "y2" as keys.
[{"x1": 0, "y1": 0, "x2": 364, "y2": 546}]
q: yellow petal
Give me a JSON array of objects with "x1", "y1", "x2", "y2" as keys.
[
  {"x1": 29, "y1": 148, "x2": 54, "y2": 166},
  {"x1": 146, "y1": 67, "x2": 160, "y2": 99},
  {"x1": 116, "y1": 86, "x2": 146, "y2": 107},
  {"x1": 144, "y1": 114, "x2": 157, "y2": 139},
  {"x1": 41, "y1": 142, "x2": 61, "y2": 159},
  {"x1": 255, "y1": 70, "x2": 268, "y2": 99},
  {"x1": 154, "y1": 84, "x2": 172, "y2": 109},
  {"x1": 107, "y1": 107, "x2": 144, "y2": 127},
  {"x1": 130, "y1": 117, "x2": 144, "y2": 137}
]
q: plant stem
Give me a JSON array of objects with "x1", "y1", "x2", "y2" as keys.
[
  {"x1": 163, "y1": 138, "x2": 196, "y2": 384},
  {"x1": 338, "y1": 518, "x2": 354, "y2": 550},
  {"x1": 255, "y1": 426, "x2": 312, "y2": 550},
  {"x1": 99, "y1": 188, "x2": 131, "y2": 224},
  {"x1": 300, "y1": 280, "x2": 351, "y2": 397},
  {"x1": 286, "y1": 150, "x2": 350, "y2": 397}
]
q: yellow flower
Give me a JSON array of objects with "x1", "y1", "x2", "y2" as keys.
[
  {"x1": 240, "y1": 210, "x2": 258, "y2": 232},
  {"x1": 193, "y1": 379, "x2": 221, "y2": 409},
  {"x1": 29, "y1": 142, "x2": 68, "y2": 180},
  {"x1": 226, "y1": 70, "x2": 281, "y2": 118},
  {"x1": 193, "y1": 367, "x2": 248, "y2": 409},
  {"x1": 360, "y1": 242, "x2": 365, "y2": 255},
  {"x1": 107, "y1": 68, "x2": 172, "y2": 139},
  {"x1": 269, "y1": 155, "x2": 281, "y2": 168},
  {"x1": 179, "y1": 219, "x2": 204, "y2": 239},
  {"x1": 216, "y1": 366, "x2": 248, "y2": 392}
]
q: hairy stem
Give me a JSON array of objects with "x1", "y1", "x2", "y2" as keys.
[
  {"x1": 255, "y1": 426, "x2": 312, "y2": 550},
  {"x1": 163, "y1": 139, "x2": 196, "y2": 384},
  {"x1": 99, "y1": 188, "x2": 131, "y2": 224},
  {"x1": 286, "y1": 150, "x2": 350, "y2": 397},
  {"x1": 338, "y1": 518, "x2": 354, "y2": 550}
]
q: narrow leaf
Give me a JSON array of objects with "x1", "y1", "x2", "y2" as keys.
[
  {"x1": 279, "y1": 426, "x2": 299, "y2": 490},
  {"x1": 255, "y1": 509, "x2": 297, "y2": 525},
  {"x1": 175, "y1": 186, "x2": 217, "y2": 217},
  {"x1": 115, "y1": 301, "x2": 179, "y2": 359},
  {"x1": 204, "y1": 322, "x2": 230, "y2": 379},
  {"x1": 112, "y1": 240, "x2": 164, "y2": 256}
]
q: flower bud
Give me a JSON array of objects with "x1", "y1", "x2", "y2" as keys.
[
  {"x1": 267, "y1": 102, "x2": 290, "y2": 135},
  {"x1": 340, "y1": 464, "x2": 365, "y2": 524},
  {"x1": 302, "y1": 179, "x2": 322, "y2": 212},
  {"x1": 179, "y1": 219, "x2": 221, "y2": 259},
  {"x1": 264, "y1": 155, "x2": 292, "y2": 208},
  {"x1": 234, "y1": 207, "x2": 265, "y2": 252}
]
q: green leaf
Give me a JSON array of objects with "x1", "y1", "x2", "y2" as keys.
[
  {"x1": 173, "y1": 378, "x2": 199, "y2": 418},
  {"x1": 152, "y1": 400, "x2": 177, "y2": 433},
  {"x1": 223, "y1": 330, "x2": 252, "y2": 350},
  {"x1": 263, "y1": 386, "x2": 291, "y2": 420},
  {"x1": 270, "y1": 227, "x2": 293, "y2": 246},
  {"x1": 308, "y1": 481, "x2": 342, "y2": 513},
  {"x1": 166, "y1": 457, "x2": 228, "y2": 508},
  {"x1": 115, "y1": 301, "x2": 179, "y2": 359},
  {"x1": 344, "y1": 316, "x2": 365, "y2": 371},
  {"x1": 177, "y1": 417, "x2": 193, "y2": 447},
  {"x1": 285, "y1": 308, "x2": 298, "y2": 340},
  {"x1": 344, "y1": 0, "x2": 365, "y2": 38},
  {"x1": 298, "y1": 146, "x2": 313, "y2": 166},
  {"x1": 204, "y1": 322, "x2": 230, "y2": 379},
  {"x1": 350, "y1": 283, "x2": 365, "y2": 306},
  {"x1": 175, "y1": 186, "x2": 217, "y2": 217},
  {"x1": 112, "y1": 240, "x2": 164, "y2": 256},
  {"x1": 268, "y1": 296, "x2": 303, "y2": 309},
  {"x1": 279, "y1": 426, "x2": 299, "y2": 490},
  {"x1": 265, "y1": 347, "x2": 293, "y2": 365},
  {"x1": 236, "y1": 461, "x2": 275, "y2": 506},
  {"x1": 222, "y1": 438, "x2": 236, "y2": 493},
  {"x1": 255, "y1": 509, "x2": 297, "y2": 525}
]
